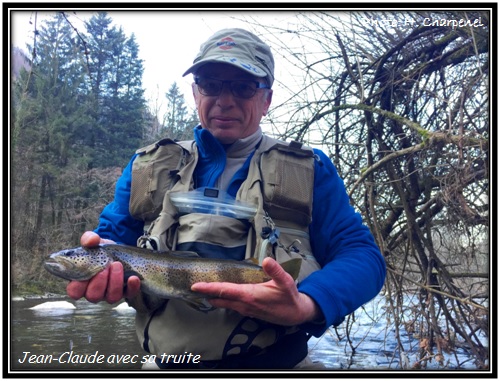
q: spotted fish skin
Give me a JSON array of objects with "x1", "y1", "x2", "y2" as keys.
[{"x1": 44, "y1": 244, "x2": 301, "y2": 310}]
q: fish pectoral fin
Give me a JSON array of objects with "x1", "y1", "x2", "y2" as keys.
[
  {"x1": 124, "y1": 270, "x2": 143, "y2": 282},
  {"x1": 280, "y1": 258, "x2": 302, "y2": 281},
  {"x1": 184, "y1": 296, "x2": 215, "y2": 313}
]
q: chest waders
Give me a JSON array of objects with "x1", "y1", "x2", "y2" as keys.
[{"x1": 127, "y1": 135, "x2": 321, "y2": 368}]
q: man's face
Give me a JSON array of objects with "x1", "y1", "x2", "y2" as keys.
[{"x1": 192, "y1": 63, "x2": 273, "y2": 145}]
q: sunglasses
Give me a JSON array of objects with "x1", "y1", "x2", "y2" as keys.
[{"x1": 194, "y1": 77, "x2": 270, "y2": 99}]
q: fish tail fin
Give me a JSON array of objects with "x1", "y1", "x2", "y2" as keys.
[{"x1": 280, "y1": 258, "x2": 302, "y2": 280}]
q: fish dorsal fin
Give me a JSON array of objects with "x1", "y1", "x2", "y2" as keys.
[
  {"x1": 244, "y1": 258, "x2": 259, "y2": 265},
  {"x1": 168, "y1": 251, "x2": 201, "y2": 259}
]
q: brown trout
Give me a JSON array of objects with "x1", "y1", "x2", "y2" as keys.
[{"x1": 44, "y1": 244, "x2": 301, "y2": 311}]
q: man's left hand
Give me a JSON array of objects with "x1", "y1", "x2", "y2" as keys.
[{"x1": 191, "y1": 257, "x2": 323, "y2": 326}]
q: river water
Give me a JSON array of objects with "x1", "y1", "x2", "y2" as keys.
[{"x1": 9, "y1": 295, "x2": 484, "y2": 374}]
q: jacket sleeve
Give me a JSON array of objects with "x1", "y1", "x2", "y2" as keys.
[
  {"x1": 94, "y1": 155, "x2": 144, "y2": 245},
  {"x1": 298, "y1": 149, "x2": 386, "y2": 337}
]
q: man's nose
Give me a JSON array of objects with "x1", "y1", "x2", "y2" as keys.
[{"x1": 216, "y1": 83, "x2": 235, "y2": 106}]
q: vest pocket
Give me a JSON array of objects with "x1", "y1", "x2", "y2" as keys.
[
  {"x1": 175, "y1": 213, "x2": 250, "y2": 260},
  {"x1": 260, "y1": 148, "x2": 314, "y2": 226},
  {"x1": 130, "y1": 142, "x2": 186, "y2": 221}
]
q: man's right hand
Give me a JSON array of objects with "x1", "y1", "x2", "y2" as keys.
[{"x1": 66, "y1": 231, "x2": 141, "y2": 304}]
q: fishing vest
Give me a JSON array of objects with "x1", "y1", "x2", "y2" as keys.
[{"x1": 127, "y1": 134, "x2": 322, "y2": 365}]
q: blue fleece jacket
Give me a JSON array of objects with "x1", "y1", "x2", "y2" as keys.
[{"x1": 95, "y1": 127, "x2": 386, "y2": 337}]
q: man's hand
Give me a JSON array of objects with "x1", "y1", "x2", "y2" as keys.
[
  {"x1": 66, "y1": 231, "x2": 141, "y2": 304},
  {"x1": 191, "y1": 257, "x2": 323, "y2": 326}
]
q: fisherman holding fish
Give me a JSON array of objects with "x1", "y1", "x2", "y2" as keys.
[{"x1": 54, "y1": 28, "x2": 386, "y2": 369}]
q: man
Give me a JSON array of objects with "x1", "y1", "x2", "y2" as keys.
[{"x1": 67, "y1": 28, "x2": 386, "y2": 369}]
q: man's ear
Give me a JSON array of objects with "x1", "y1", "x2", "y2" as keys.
[
  {"x1": 262, "y1": 89, "x2": 273, "y2": 116},
  {"x1": 192, "y1": 82, "x2": 198, "y2": 103},
  {"x1": 192, "y1": 82, "x2": 202, "y2": 111}
]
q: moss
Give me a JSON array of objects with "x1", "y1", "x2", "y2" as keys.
[
  {"x1": 12, "y1": 279, "x2": 67, "y2": 297},
  {"x1": 418, "y1": 128, "x2": 431, "y2": 140}
]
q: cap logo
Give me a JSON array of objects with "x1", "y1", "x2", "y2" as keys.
[{"x1": 217, "y1": 37, "x2": 236, "y2": 50}]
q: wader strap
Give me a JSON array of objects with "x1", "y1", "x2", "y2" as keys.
[
  {"x1": 142, "y1": 302, "x2": 169, "y2": 353},
  {"x1": 154, "y1": 330, "x2": 309, "y2": 369}
]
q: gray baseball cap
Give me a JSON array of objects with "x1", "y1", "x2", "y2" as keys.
[{"x1": 183, "y1": 28, "x2": 275, "y2": 87}]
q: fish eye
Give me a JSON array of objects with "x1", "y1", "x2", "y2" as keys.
[{"x1": 64, "y1": 250, "x2": 75, "y2": 256}]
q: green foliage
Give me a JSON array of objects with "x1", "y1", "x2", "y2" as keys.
[
  {"x1": 11, "y1": 11, "x2": 200, "y2": 293},
  {"x1": 11, "y1": 11, "x2": 147, "y2": 291},
  {"x1": 142, "y1": 81, "x2": 197, "y2": 145},
  {"x1": 84, "y1": 12, "x2": 146, "y2": 168}
]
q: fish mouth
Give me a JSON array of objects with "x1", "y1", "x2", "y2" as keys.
[
  {"x1": 44, "y1": 261, "x2": 74, "y2": 280},
  {"x1": 44, "y1": 260, "x2": 92, "y2": 281}
]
